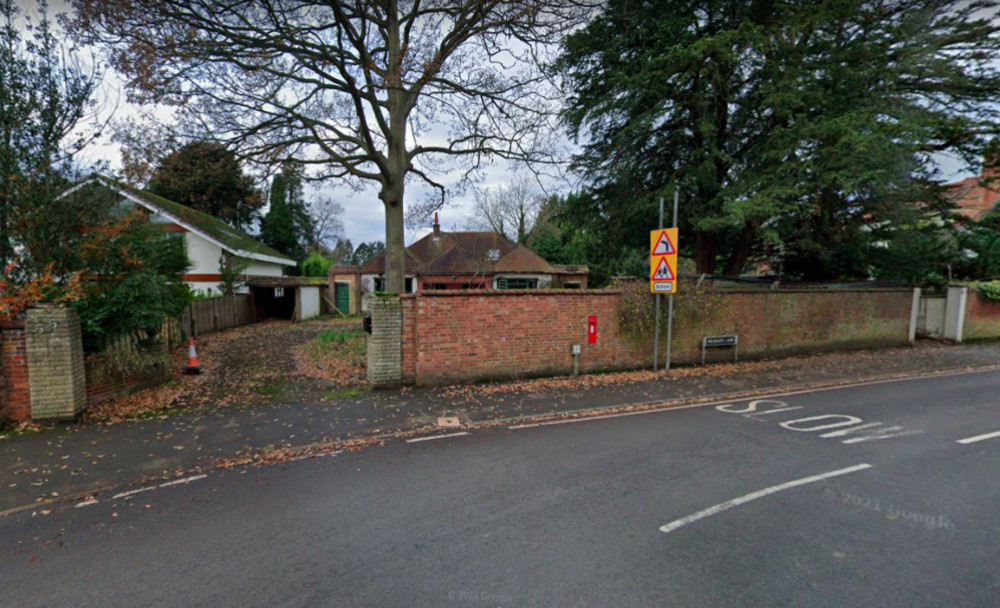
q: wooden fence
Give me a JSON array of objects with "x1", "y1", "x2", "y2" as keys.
[{"x1": 167, "y1": 295, "x2": 253, "y2": 342}]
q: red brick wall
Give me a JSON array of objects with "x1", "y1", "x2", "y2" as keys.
[
  {"x1": 962, "y1": 289, "x2": 1000, "y2": 341},
  {"x1": 400, "y1": 288, "x2": 913, "y2": 386},
  {"x1": 401, "y1": 296, "x2": 417, "y2": 384},
  {"x1": 670, "y1": 289, "x2": 912, "y2": 363},
  {"x1": 405, "y1": 291, "x2": 632, "y2": 385},
  {"x1": 1, "y1": 320, "x2": 30, "y2": 422}
]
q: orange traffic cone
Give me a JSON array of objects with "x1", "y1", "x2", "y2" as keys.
[{"x1": 183, "y1": 337, "x2": 202, "y2": 374}]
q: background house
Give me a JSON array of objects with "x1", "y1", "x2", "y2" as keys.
[
  {"x1": 60, "y1": 174, "x2": 295, "y2": 296},
  {"x1": 947, "y1": 162, "x2": 1000, "y2": 221},
  {"x1": 329, "y1": 215, "x2": 588, "y2": 314}
]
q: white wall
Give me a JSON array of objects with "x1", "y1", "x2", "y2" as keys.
[
  {"x1": 185, "y1": 233, "x2": 224, "y2": 274},
  {"x1": 245, "y1": 260, "x2": 284, "y2": 277},
  {"x1": 299, "y1": 286, "x2": 321, "y2": 320}
]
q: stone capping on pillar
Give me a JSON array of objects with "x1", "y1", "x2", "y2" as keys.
[
  {"x1": 366, "y1": 295, "x2": 403, "y2": 389},
  {"x1": 25, "y1": 305, "x2": 88, "y2": 420}
]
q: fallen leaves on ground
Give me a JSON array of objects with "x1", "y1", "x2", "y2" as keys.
[
  {"x1": 214, "y1": 434, "x2": 397, "y2": 469},
  {"x1": 82, "y1": 317, "x2": 367, "y2": 424}
]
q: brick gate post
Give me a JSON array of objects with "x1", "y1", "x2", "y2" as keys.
[
  {"x1": 367, "y1": 295, "x2": 402, "y2": 389},
  {"x1": 25, "y1": 306, "x2": 87, "y2": 420}
]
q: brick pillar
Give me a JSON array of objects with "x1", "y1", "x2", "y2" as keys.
[
  {"x1": 367, "y1": 295, "x2": 402, "y2": 389},
  {"x1": 0, "y1": 322, "x2": 6, "y2": 422},
  {"x1": 25, "y1": 306, "x2": 87, "y2": 420},
  {"x1": 1, "y1": 320, "x2": 30, "y2": 421}
]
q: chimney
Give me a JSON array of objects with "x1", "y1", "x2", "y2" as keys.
[{"x1": 433, "y1": 212, "x2": 441, "y2": 239}]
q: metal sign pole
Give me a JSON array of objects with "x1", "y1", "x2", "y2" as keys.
[
  {"x1": 653, "y1": 196, "x2": 664, "y2": 371},
  {"x1": 665, "y1": 189, "x2": 678, "y2": 374}
]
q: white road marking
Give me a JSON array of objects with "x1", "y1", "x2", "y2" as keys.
[
  {"x1": 779, "y1": 415, "x2": 864, "y2": 432},
  {"x1": 717, "y1": 399, "x2": 789, "y2": 414},
  {"x1": 75, "y1": 499, "x2": 99, "y2": 508},
  {"x1": 659, "y1": 463, "x2": 873, "y2": 535},
  {"x1": 956, "y1": 430, "x2": 1000, "y2": 445},
  {"x1": 111, "y1": 486, "x2": 157, "y2": 500},
  {"x1": 507, "y1": 367, "x2": 1000, "y2": 433},
  {"x1": 406, "y1": 432, "x2": 470, "y2": 443},
  {"x1": 159, "y1": 474, "x2": 208, "y2": 488},
  {"x1": 821, "y1": 422, "x2": 923, "y2": 444}
]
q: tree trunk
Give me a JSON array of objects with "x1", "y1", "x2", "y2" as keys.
[
  {"x1": 695, "y1": 232, "x2": 717, "y2": 275},
  {"x1": 722, "y1": 224, "x2": 756, "y2": 277},
  {"x1": 382, "y1": 181, "x2": 406, "y2": 293},
  {"x1": 381, "y1": 0, "x2": 407, "y2": 294}
]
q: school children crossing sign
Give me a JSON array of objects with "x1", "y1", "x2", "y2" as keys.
[{"x1": 650, "y1": 228, "x2": 679, "y2": 293}]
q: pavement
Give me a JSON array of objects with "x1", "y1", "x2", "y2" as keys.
[{"x1": 2, "y1": 339, "x2": 1000, "y2": 516}]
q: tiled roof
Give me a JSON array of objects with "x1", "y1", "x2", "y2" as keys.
[
  {"x1": 61, "y1": 175, "x2": 295, "y2": 265},
  {"x1": 357, "y1": 230, "x2": 582, "y2": 276},
  {"x1": 493, "y1": 244, "x2": 557, "y2": 274},
  {"x1": 946, "y1": 173, "x2": 1000, "y2": 221}
]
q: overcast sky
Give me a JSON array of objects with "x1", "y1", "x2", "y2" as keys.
[{"x1": 76, "y1": 70, "x2": 576, "y2": 247}]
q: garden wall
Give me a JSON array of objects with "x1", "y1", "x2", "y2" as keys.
[
  {"x1": 385, "y1": 286, "x2": 914, "y2": 386},
  {"x1": 1, "y1": 307, "x2": 173, "y2": 424},
  {"x1": 962, "y1": 289, "x2": 1000, "y2": 341},
  {"x1": 0, "y1": 320, "x2": 29, "y2": 421}
]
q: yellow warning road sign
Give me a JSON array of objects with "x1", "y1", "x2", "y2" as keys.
[
  {"x1": 652, "y1": 230, "x2": 676, "y2": 255},
  {"x1": 650, "y1": 228, "x2": 679, "y2": 294}
]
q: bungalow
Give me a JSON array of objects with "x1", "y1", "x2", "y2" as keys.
[
  {"x1": 329, "y1": 214, "x2": 588, "y2": 314},
  {"x1": 946, "y1": 161, "x2": 1000, "y2": 221},
  {"x1": 57, "y1": 174, "x2": 295, "y2": 295}
]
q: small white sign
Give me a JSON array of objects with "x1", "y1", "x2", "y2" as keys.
[{"x1": 652, "y1": 282, "x2": 674, "y2": 293}]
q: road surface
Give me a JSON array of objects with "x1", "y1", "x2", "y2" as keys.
[{"x1": 2, "y1": 370, "x2": 999, "y2": 607}]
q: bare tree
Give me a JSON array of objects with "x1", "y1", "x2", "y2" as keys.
[
  {"x1": 307, "y1": 197, "x2": 346, "y2": 253},
  {"x1": 70, "y1": 0, "x2": 593, "y2": 292},
  {"x1": 466, "y1": 176, "x2": 543, "y2": 243}
]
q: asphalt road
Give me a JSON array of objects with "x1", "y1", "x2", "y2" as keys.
[{"x1": 2, "y1": 370, "x2": 999, "y2": 607}]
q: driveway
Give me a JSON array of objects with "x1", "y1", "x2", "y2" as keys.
[{"x1": 85, "y1": 316, "x2": 368, "y2": 422}]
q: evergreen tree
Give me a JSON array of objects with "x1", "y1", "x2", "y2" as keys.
[
  {"x1": 350, "y1": 242, "x2": 385, "y2": 266},
  {"x1": 556, "y1": 0, "x2": 1000, "y2": 279},
  {"x1": 0, "y1": 0, "x2": 96, "y2": 271},
  {"x1": 329, "y1": 239, "x2": 354, "y2": 265},
  {"x1": 260, "y1": 161, "x2": 311, "y2": 262},
  {"x1": 147, "y1": 141, "x2": 262, "y2": 230}
]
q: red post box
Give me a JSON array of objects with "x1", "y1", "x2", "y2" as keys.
[{"x1": 588, "y1": 315, "x2": 597, "y2": 344}]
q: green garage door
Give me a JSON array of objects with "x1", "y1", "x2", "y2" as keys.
[{"x1": 334, "y1": 283, "x2": 350, "y2": 314}]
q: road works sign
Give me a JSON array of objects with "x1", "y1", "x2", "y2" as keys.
[{"x1": 650, "y1": 228, "x2": 678, "y2": 293}]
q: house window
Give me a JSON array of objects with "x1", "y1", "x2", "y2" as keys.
[
  {"x1": 497, "y1": 278, "x2": 538, "y2": 290},
  {"x1": 373, "y1": 277, "x2": 413, "y2": 292},
  {"x1": 563, "y1": 281, "x2": 582, "y2": 289}
]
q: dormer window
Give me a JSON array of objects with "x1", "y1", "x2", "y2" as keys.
[{"x1": 487, "y1": 249, "x2": 500, "y2": 262}]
